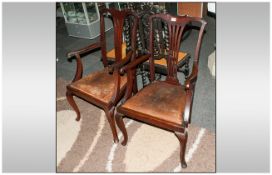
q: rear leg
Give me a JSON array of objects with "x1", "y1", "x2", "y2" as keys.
[{"x1": 115, "y1": 112, "x2": 128, "y2": 146}]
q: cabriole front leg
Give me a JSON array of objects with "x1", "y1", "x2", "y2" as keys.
[
  {"x1": 66, "y1": 91, "x2": 81, "y2": 121},
  {"x1": 174, "y1": 130, "x2": 188, "y2": 168},
  {"x1": 105, "y1": 108, "x2": 119, "y2": 144}
]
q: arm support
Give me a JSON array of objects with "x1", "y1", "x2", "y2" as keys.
[
  {"x1": 120, "y1": 54, "x2": 151, "y2": 74},
  {"x1": 183, "y1": 90, "x2": 193, "y2": 126},
  {"x1": 67, "y1": 42, "x2": 101, "y2": 82},
  {"x1": 183, "y1": 63, "x2": 198, "y2": 125},
  {"x1": 67, "y1": 42, "x2": 101, "y2": 58},
  {"x1": 185, "y1": 64, "x2": 198, "y2": 90}
]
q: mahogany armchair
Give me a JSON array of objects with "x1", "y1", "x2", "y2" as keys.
[
  {"x1": 66, "y1": 8, "x2": 139, "y2": 143},
  {"x1": 115, "y1": 14, "x2": 206, "y2": 168}
]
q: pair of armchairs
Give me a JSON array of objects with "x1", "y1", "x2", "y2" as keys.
[{"x1": 66, "y1": 8, "x2": 206, "y2": 168}]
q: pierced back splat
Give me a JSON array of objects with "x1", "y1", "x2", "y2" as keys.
[
  {"x1": 99, "y1": 8, "x2": 138, "y2": 67},
  {"x1": 148, "y1": 14, "x2": 207, "y2": 85}
]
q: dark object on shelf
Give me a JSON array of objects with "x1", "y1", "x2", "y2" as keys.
[
  {"x1": 164, "y1": 3, "x2": 178, "y2": 15},
  {"x1": 66, "y1": 8, "x2": 139, "y2": 144},
  {"x1": 115, "y1": 13, "x2": 207, "y2": 168}
]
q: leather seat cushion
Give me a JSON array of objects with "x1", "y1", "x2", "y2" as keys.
[
  {"x1": 68, "y1": 68, "x2": 127, "y2": 104},
  {"x1": 119, "y1": 81, "x2": 186, "y2": 125}
]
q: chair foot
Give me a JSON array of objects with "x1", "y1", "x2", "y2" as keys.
[
  {"x1": 105, "y1": 108, "x2": 119, "y2": 144},
  {"x1": 66, "y1": 91, "x2": 81, "y2": 121},
  {"x1": 174, "y1": 130, "x2": 188, "y2": 168},
  {"x1": 182, "y1": 162, "x2": 187, "y2": 168},
  {"x1": 115, "y1": 112, "x2": 128, "y2": 146}
]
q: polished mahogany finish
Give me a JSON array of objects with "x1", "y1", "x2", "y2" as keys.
[
  {"x1": 66, "y1": 8, "x2": 139, "y2": 143},
  {"x1": 115, "y1": 13, "x2": 206, "y2": 167}
]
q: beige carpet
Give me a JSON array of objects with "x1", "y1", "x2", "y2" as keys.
[{"x1": 57, "y1": 78, "x2": 215, "y2": 172}]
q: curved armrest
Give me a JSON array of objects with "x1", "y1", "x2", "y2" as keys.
[
  {"x1": 67, "y1": 42, "x2": 101, "y2": 58},
  {"x1": 108, "y1": 51, "x2": 133, "y2": 74},
  {"x1": 120, "y1": 54, "x2": 151, "y2": 74},
  {"x1": 183, "y1": 90, "x2": 193, "y2": 126},
  {"x1": 185, "y1": 64, "x2": 198, "y2": 90},
  {"x1": 183, "y1": 64, "x2": 198, "y2": 126}
]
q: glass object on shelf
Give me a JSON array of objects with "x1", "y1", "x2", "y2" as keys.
[
  {"x1": 60, "y1": 2, "x2": 114, "y2": 39},
  {"x1": 74, "y1": 3, "x2": 86, "y2": 24},
  {"x1": 86, "y1": 2, "x2": 98, "y2": 23},
  {"x1": 63, "y1": 3, "x2": 76, "y2": 23},
  {"x1": 63, "y1": 3, "x2": 87, "y2": 24}
]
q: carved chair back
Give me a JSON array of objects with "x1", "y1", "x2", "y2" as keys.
[
  {"x1": 148, "y1": 14, "x2": 206, "y2": 85},
  {"x1": 137, "y1": 10, "x2": 164, "y2": 57},
  {"x1": 99, "y1": 8, "x2": 139, "y2": 105},
  {"x1": 121, "y1": 3, "x2": 166, "y2": 58},
  {"x1": 99, "y1": 8, "x2": 139, "y2": 67}
]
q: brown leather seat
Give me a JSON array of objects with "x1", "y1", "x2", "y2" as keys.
[
  {"x1": 118, "y1": 81, "x2": 186, "y2": 126},
  {"x1": 68, "y1": 68, "x2": 127, "y2": 104}
]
